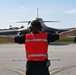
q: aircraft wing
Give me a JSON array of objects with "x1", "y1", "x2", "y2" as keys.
[
  {"x1": 0, "y1": 29, "x2": 19, "y2": 38},
  {"x1": 0, "y1": 28, "x2": 28, "y2": 38}
]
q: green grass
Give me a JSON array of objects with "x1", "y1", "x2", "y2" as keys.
[
  {"x1": 55, "y1": 38, "x2": 74, "y2": 42},
  {"x1": 0, "y1": 40, "x2": 13, "y2": 44}
]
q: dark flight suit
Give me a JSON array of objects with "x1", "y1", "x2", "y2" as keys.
[{"x1": 15, "y1": 33, "x2": 59, "y2": 75}]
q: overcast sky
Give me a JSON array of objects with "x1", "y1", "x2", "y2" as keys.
[{"x1": 0, "y1": 0, "x2": 76, "y2": 29}]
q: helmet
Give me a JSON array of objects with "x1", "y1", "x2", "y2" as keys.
[{"x1": 30, "y1": 20, "x2": 42, "y2": 31}]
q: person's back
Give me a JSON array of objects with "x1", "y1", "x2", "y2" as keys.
[
  {"x1": 25, "y1": 32, "x2": 48, "y2": 61},
  {"x1": 25, "y1": 20, "x2": 50, "y2": 75}
]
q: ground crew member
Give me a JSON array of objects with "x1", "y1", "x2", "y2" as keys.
[{"x1": 14, "y1": 19, "x2": 76, "y2": 75}]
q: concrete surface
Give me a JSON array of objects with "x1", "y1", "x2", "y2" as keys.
[{"x1": 0, "y1": 43, "x2": 76, "y2": 75}]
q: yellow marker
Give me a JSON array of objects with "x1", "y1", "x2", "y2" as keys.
[{"x1": 0, "y1": 66, "x2": 25, "y2": 75}]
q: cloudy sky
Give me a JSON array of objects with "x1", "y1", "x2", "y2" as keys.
[{"x1": 0, "y1": 0, "x2": 76, "y2": 29}]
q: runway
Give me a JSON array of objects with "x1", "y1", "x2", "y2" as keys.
[{"x1": 0, "y1": 43, "x2": 76, "y2": 75}]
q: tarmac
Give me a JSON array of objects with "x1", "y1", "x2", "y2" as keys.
[{"x1": 0, "y1": 42, "x2": 76, "y2": 75}]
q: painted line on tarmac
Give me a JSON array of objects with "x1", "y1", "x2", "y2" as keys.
[
  {"x1": 50, "y1": 65, "x2": 76, "y2": 75},
  {"x1": 0, "y1": 66, "x2": 25, "y2": 75},
  {"x1": 0, "y1": 65, "x2": 76, "y2": 75}
]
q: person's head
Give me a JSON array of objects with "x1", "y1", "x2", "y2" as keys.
[{"x1": 30, "y1": 20, "x2": 42, "y2": 33}]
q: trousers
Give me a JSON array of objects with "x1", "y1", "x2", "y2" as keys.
[{"x1": 26, "y1": 61, "x2": 50, "y2": 75}]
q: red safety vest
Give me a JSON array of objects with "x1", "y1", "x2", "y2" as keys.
[{"x1": 25, "y1": 32, "x2": 48, "y2": 61}]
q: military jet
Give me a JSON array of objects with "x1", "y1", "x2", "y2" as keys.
[
  {"x1": 0, "y1": 9, "x2": 76, "y2": 42},
  {"x1": 0, "y1": 17, "x2": 67, "y2": 36}
]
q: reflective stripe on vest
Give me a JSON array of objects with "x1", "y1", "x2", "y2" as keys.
[
  {"x1": 27, "y1": 54, "x2": 48, "y2": 58},
  {"x1": 25, "y1": 38, "x2": 47, "y2": 42}
]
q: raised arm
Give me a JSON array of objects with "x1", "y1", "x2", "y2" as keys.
[
  {"x1": 15, "y1": 35, "x2": 25, "y2": 44},
  {"x1": 59, "y1": 28, "x2": 76, "y2": 40}
]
